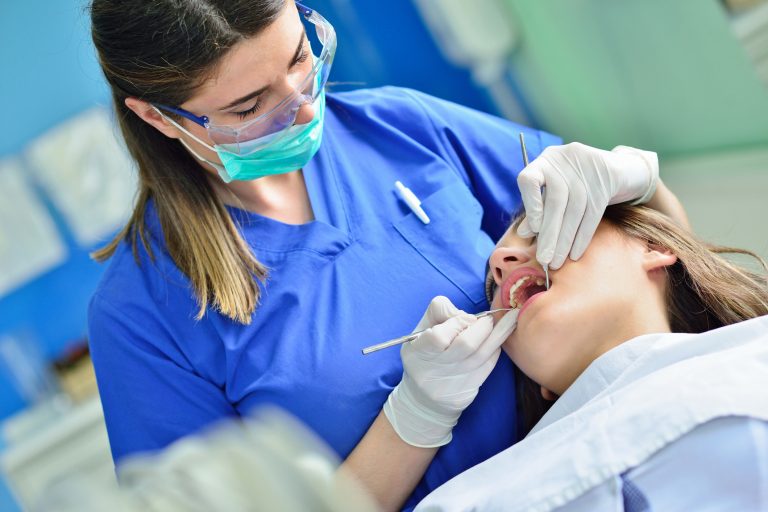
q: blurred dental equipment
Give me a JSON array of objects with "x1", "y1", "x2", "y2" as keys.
[
  {"x1": 413, "y1": 0, "x2": 529, "y2": 124},
  {"x1": 34, "y1": 408, "x2": 378, "y2": 512},
  {"x1": 361, "y1": 308, "x2": 513, "y2": 355},
  {"x1": 0, "y1": 335, "x2": 58, "y2": 404},
  {"x1": 519, "y1": 132, "x2": 549, "y2": 291}
]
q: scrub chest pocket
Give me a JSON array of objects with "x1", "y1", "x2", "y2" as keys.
[{"x1": 393, "y1": 182, "x2": 495, "y2": 306}]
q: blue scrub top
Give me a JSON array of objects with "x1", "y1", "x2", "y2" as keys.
[{"x1": 88, "y1": 86, "x2": 561, "y2": 510}]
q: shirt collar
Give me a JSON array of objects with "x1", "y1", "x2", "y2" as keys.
[{"x1": 530, "y1": 332, "x2": 668, "y2": 435}]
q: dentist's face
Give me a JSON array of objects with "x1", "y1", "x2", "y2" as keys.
[
  {"x1": 169, "y1": 1, "x2": 316, "y2": 165},
  {"x1": 487, "y1": 218, "x2": 654, "y2": 396}
]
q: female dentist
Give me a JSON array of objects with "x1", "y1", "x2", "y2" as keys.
[{"x1": 87, "y1": 1, "x2": 688, "y2": 510}]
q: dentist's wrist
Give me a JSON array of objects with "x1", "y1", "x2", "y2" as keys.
[
  {"x1": 383, "y1": 380, "x2": 457, "y2": 448},
  {"x1": 610, "y1": 146, "x2": 659, "y2": 205}
]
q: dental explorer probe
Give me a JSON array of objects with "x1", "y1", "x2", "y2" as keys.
[
  {"x1": 361, "y1": 308, "x2": 514, "y2": 355},
  {"x1": 519, "y1": 132, "x2": 550, "y2": 291}
]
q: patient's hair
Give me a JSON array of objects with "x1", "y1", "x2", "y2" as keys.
[{"x1": 516, "y1": 204, "x2": 768, "y2": 434}]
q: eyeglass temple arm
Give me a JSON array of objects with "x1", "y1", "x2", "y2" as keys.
[
  {"x1": 296, "y1": 2, "x2": 313, "y2": 17},
  {"x1": 153, "y1": 104, "x2": 209, "y2": 128}
]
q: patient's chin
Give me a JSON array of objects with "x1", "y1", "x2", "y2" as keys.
[
  {"x1": 501, "y1": 337, "x2": 515, "y2": 359},
  {"x1": 502, "y1": 328, "x2": 525, "y2": 356},
  {"x1": 540, "y1": 386, "x2": 559, "y2": 401}
]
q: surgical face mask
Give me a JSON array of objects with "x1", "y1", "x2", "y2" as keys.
[
  {"x1": 157, "y1": 82, "x2": 326, "y2": 183},
  {"x1": 219, "y1": 93, "x2": 325, "y2": 181}
]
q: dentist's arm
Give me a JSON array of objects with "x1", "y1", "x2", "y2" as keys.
[
  {"x1": 340, "y1": 412, "x2": 436, "y2": 512},
  {"x1": 644, "y1": 179, "x2": 690, "y2": 230},
  {"x1": 340, "y1": 297, "x2": 518, "y2": 511}
]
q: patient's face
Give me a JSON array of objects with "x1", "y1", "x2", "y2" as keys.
[{"x1": 488, "y1": 218, "x2": 659, "y2": 396}]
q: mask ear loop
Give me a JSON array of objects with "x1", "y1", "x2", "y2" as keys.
[
  {"x1": 153, "y1": 107, "x2": 234, "y2": 182},
  {"x1": 176, "y1": 139, "x2": 233, "y2": 183},
  {"x1": 153, "y1": 106, "x2": 217, "y2": 152}
]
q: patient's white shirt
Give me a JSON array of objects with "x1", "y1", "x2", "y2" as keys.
[
  {"x1": 416, "y1": 315, "x2": 768, "y2": 512},
  {"x1": 564, "y1": 416, "x2": 768, "y2": 511}
]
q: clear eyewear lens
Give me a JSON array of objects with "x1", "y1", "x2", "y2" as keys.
[{"x1": 206, "y1": 8, "x2": 336, "y2": 154}]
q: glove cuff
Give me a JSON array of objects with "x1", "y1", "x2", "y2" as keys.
[
  {"x1": 610, "y1": 146, "x2": 660, "y2": 206},
  {"x1": 383, "y1": 381, "x2": 458, "y2": 448}
]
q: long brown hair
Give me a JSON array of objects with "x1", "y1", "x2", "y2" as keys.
[
  {"x1": 516, "y1": 204, "x2": 768, "y2": 434},
  {"x1": 89, "y1": 0, "x2": 287, "y2": 324}
]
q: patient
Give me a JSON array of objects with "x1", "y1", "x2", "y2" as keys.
[{"x1": 417, "y1": 205, "x2": 768, "y2": 511}]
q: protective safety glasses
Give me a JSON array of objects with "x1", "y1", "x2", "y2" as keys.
[{"x1": 155, "y1": 2, "x2": 336, "y2": 155}]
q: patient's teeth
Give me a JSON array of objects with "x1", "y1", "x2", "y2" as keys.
[
  {"x1": 508, "y1": 275, "x2": 535, "y2": 308},
  {"x1": 507, "y1": 274, "x2": 549, "y2": 309}
]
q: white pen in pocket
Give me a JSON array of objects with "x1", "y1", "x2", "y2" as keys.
[{"x1": 395, "y1": 180, "x2": 430, "y2": 225}]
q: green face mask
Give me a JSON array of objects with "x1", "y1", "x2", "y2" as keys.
[
  {"x1": 166, "y1": 90, "x2": 326, "y2": 183},
  {"x1": 215, "y1": 91, "x2": 326, "y2": 183}
]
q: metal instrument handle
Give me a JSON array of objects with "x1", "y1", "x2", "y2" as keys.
[{"x1": 361, "y1": 308, "x2": 513, "y2": 355}]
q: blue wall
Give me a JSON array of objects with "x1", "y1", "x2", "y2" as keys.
[
  {"x1": 0, "y1": 3, "x2": 111, "y2": 510},
  {"x1": 0, "y1": 1, "x2": 111, "y2": 419},
  {"x1": 0, "y1": 2, "x2": 110, "y2": 155}
]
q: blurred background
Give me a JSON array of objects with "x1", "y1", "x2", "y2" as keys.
[{"x1": 1, "y1": 0, "x2": 767, "y2": 509}]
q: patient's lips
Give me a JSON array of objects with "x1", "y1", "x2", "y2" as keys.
[{"x1": 501, "y1": 267, "x2": 549, "y2": 310}]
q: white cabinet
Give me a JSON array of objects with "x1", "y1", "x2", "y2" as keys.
[{"x1": 0, "y1": 395, "x2": 115, "y2": 509}]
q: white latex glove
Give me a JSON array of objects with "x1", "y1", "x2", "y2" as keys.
[
  {"x1": 517, "y1": 142, "x2": 659, "y2": 269},
  {"x1": 383, "y1": 296, "x2": 519, "y2": 448}
]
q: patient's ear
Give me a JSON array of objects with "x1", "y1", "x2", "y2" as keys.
[{"x1": 642, "y1": 243, "x2": 677, "y2": 273}]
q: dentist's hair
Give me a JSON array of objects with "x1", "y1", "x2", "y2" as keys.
[
  {"x1": 517, "y1": 205, "x2": 768, "y2": 434},
  {"x1": 89, "y1": 0, "x2": 287, "y2": 324}
]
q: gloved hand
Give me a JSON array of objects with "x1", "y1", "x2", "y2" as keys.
[
  {"x1": 517, "y1": 142, "x2": 659, "y2": 269},
  {"x1": 383, "y1": 296, "x2": 519, "y2": 448}
]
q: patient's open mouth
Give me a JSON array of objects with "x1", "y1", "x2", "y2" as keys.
[
  {"x1": 510, "y1": 276, "x2": 547, "y2": 309},
  {"x1": 501, "y1": 269, "x2": 549, "y2": 310}
]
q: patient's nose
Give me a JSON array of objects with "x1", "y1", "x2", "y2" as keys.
[{"x1": 489, "y1": 247, "x2": 532, "y2": 286}]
